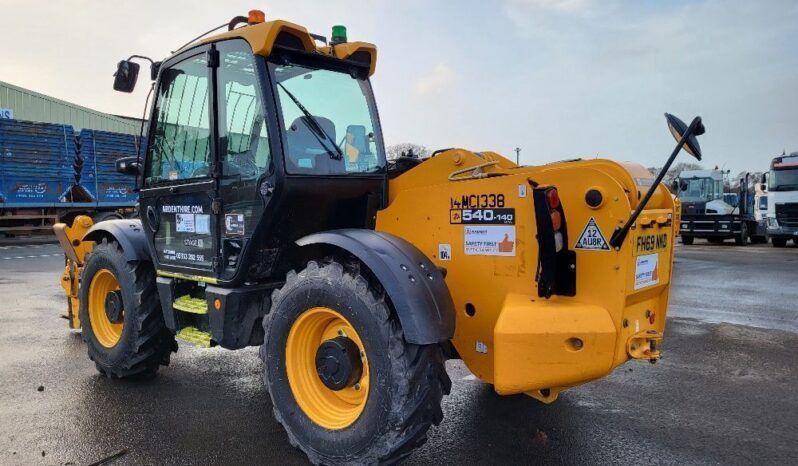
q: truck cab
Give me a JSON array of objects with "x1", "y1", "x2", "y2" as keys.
[
  {"x1": 765, "y1": 153, "x2": 798, "y2": 247},
  {"x1": 675, "y1": 169, "x2": 761, "y2": 244}
]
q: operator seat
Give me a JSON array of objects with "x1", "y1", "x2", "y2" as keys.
[{"x1": 286, "y1": 116, "x2": 337, "y2": 173}]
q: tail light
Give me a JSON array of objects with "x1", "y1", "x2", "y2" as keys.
[{"x1": 533, "y1": 185, "x2": 576, "y2": 298}]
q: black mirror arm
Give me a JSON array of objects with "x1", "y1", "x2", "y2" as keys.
[{"x1": 609, "y1": 116, "x2": 703, "y2": 249}]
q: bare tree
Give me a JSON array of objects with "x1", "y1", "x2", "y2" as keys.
[
  {"x1": 652, "y1": 162, "x2": 704, "y2": 186},
  {"x1": 386, "y1": 143, "x2": 430, "y2": 161}
]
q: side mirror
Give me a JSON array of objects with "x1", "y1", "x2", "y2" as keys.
[
  {"x1": 679, "y1": 180, "x2": 688, "y2": 192},
  {"x1": 116, "y1": 156, "x2": 141, "y2": 176},
  {"x1": 760, "y1": 173, "x2": 767, "y2": 184},
  {"x1": 671, "y1": 180, "x2": 679, "y2": 192},
  {"x1": 665, "y1": 113, "x2": 704, "y2": 160},
  {"x1": 113, "y1": 60, "x2": 140, "y2": 93}
]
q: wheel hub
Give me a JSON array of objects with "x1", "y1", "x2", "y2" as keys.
[
  {"x1": 104, "y1": 290, "x2": 124, "y2": 324},
  {"x1": 315, "y1": 336, "x2": 363, "y2": 391}
]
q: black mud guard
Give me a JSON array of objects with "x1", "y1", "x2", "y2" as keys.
[
  {"x1": 296, "y1": 229, "x2": 455, "y2": 345},
  {"x1": 83, "y1": 219, "x2": 150, "y2": 262}
]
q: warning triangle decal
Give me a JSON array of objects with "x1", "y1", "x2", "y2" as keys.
[{"x1": 574, "y1": 217, "x2": 610, "y2": 250}]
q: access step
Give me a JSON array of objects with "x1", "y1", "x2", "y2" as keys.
[
  {"x1": 173, "y1": 295, "x2": 208, "y2": 314},
  {"x1": 176, "y1": 326, "x2": 212, "y2": 348}
]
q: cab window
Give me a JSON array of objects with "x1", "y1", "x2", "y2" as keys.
[
  {"x1": 145, "y1": 54, "x2": 211, "y2": 185},
  {"x1": 270, "y1": 62, "x2": 385, "y2": 175},
  {"x1": 217, "y1": 40, "x2": 271, "y2": 180}
]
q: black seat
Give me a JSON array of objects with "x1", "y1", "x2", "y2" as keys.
[{"x1": 286, "y1": 116, "x2": 337, "y2": 172}]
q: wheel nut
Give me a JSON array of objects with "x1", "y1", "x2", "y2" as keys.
[{"x1": 353, "y1": 383, "x2": 361, "y2": 391}]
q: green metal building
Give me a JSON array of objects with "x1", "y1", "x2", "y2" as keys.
[{"x1": 0, "y1": 80, "x2": 141, "y2": 134}]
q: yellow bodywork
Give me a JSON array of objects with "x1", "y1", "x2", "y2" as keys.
[
  {"x1": 377, "y1": 150, "x2": 675, "y2": 401},
  {"x1": 198, "y1": 20, "x2": 377, "y2": 76},
  {"x1": 54, "y1": 215, "x2": 95, "y2": 329}
]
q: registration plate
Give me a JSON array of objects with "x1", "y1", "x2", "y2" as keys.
[{"x1": 633, "y1": 231, "x2": 669, "y2": 256}]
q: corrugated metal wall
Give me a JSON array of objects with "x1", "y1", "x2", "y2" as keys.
[{"x1": 0, "y1": 80, "x2": 141, "y2": 135}]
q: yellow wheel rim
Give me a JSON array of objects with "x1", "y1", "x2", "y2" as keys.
[
  {"x1": 285, "y1": 307, "x2": 369, "y2": 430},
  {"x1": 88, "y1": 268, "x2": 123, "y2": 348}
]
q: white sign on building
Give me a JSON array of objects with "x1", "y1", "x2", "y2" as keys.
[{"x1": 0, "y1": 108, "x2": 13, "y2": 119}]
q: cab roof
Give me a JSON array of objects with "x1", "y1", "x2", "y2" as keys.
[{"x1": 192, "y1": 19, "x2": 377, "y2": 76}]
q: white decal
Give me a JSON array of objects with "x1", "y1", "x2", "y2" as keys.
[
  {"x1": 475, "y1": 341, "x2": 488, "y2": 354},
  {"x1": 634, "y1": 253, "x2": 660, "y2": 290},
  {"x1": 175, "y1": 213, "x2": 195, "y2": 233},
  {"x1": 575, "y1": 217, "x2": 610, "y2": 250},
  {"x1": 464, "y1": 226, "x2": 515, "y2": 256},
  {"x1": 438, "y1": 244, "x2": 452, "y2": 261},
  {"x1": 518, "y1": 184, "x2": 527, "y2": 198},
  {"x1": 195, "y1": 214, "x2": 211, "y2": 234}
]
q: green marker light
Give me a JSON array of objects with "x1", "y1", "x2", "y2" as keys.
[{"x1": 331, "y1": 25, "x2": 347, "y2": 45}]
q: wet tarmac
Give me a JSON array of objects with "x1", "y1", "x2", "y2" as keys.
[{"x1": 0, "y1": 241, "x2": 796, "y2": 465}]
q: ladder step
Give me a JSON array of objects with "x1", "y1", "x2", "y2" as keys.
[
  {"x1": 176, "y1": 326, "x2": 212, "y2": 348},
  {"x1": 173, "y1": 295, "x2": 208, "y2": 314}
]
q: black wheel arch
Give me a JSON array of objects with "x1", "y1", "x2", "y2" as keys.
[
  {"x1": 83, "y1": 219, "x2": 150, "y2": 262},
  {"x1": 296, "y1": 229, "x2": 455, "y2": 345}
]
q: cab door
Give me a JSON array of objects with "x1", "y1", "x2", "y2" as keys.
[
  {"x1": 139, "y1": 45, "x2": 220, "y2": 276},
  {"x1": 214, "y1": 39, "x2": 276, "y2": 280}
]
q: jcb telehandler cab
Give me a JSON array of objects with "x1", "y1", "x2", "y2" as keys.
[{"x1": 54, "y1": 9, "x2": 704, "y2": 465}]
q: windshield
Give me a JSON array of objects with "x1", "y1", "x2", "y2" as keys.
[
  {"x1": 269, "y1": 62, "x2": 385, "y2": 175},
  {"x1": 769, "y1": 168, "x2": 798, "y2": 191},
  {"x1": 677, "y1": 177, "x2": 723, "y2": 202}
]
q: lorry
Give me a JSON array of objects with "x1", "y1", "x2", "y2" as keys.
[
  {"x1": 0, "y1": 119, "x2": 139, "y2": 236},
  {"x1": 674, "y1": 169, "x2": 765, "y2": 244},
  {"x1": 52, "y1": 10, "x2": 703, "y2": 464},
  {"x1": 764, "y1": 152, "x2": 798, "y2": 247}
]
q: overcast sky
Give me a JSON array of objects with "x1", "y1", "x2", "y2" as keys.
[{"x1": 2, "y1": 0, "x2": 796, "y2": 174}]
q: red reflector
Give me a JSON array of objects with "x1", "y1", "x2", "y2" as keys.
[
  {"x1": 550, "y1": 210, "x2": 562, "y2": 231},
  {"x1": 648, "y1": 312, "x2": 655, "y2": 324},
  {"x1": 546, "y1": 189, "x2": 560, "y2": 209}
]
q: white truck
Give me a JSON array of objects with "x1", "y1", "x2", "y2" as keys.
[
  {"x1": 674, "y1": 169, "x2": 764, "y2": 245},
  {"x1": 764, "y1": 152, "x2": 798, "y2": 247}
]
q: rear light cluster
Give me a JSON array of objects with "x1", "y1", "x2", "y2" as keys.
[
  {"x1": 545, "y1": 188, "x2": 565, "y2": 251},
  {"x1": 533, "y1": 185, "x2": 576, "y2": 298}
]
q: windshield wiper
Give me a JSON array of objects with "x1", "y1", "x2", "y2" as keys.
[{"x1": 277, "y1": 82, "x2": 343, "y2": 160}]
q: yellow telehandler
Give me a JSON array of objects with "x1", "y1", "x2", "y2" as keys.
[{"x1": 54, "y1": 9, "x2": 704, "y2": 464}]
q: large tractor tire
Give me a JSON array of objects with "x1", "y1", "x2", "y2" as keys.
[
  {"x1": 261, "y1": 260, "x2": 450, "y2": 465},
  {"x1": 79, "y1": 239, "x2": 176, "y2": 379}
]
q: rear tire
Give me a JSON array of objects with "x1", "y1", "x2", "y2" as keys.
[
  {"x1": 261, "y1": 260, "x2": 450, "y2": 465},
  {"x1": 734, "y1": 223, "x2": 748, "y2": 246},
  {"x1": 772, "y1": 238, "x2": 788, "y2": 247},
  {"x1": 79, "y1": 239, "x2": 176, "y2": 378},
  {"x1": 681, "y1": 235, "x2": 694, "y2": 245}
]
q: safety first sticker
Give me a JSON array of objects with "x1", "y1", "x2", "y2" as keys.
[
  {"x1": 464, "y1": 226, "x2": 515, "y2": 256},
  {"x1": 575, "y1": 217, "x2": 610, "y2": 250},
  {"x1": 634, "y1": 253, "x2": 659, "y2": 289}
]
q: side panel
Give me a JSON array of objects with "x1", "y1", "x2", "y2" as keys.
[
  {"x1": 377, "y1": 151, "x2": 676, "y2": 394},
  {"x1": 296, "y1": 229, "x2": 455, "y2": 345}
]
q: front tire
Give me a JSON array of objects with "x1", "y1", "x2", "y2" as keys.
[
  {"x1": 735, "y1": 223, "x2": 748, "y2": 245},
  {"x1": 79, "y1": 239, "x2": 176, "y2": 378},
  {"x1": 261, "y1": 260, "x2": 450, "y2": 465},
  {"x1": 771, "y1": 238, "x2": 788, "y2": 247}
]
